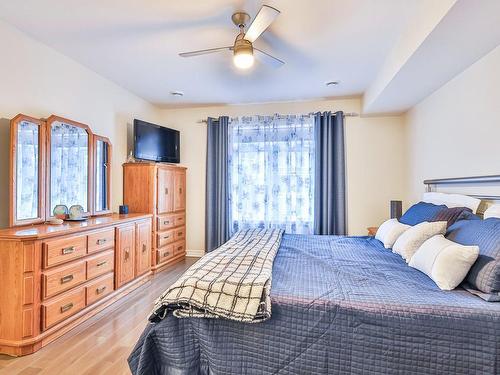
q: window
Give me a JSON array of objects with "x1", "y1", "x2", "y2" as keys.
[{"x1": 228, "y1": 115, "x2": 315, "y2": 234}]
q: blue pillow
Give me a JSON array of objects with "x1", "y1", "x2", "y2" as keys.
[
  {"x1": 446, "y1": 218, "x2": 500, "y2": 297},
  {"x1": 399, "y1": 202, "x2": 471, "y2": 227},
  {"x1": 400, "y1": 202, "x2": 446, "y2": 226}
]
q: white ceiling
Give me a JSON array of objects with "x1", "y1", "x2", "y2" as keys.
[
  {"x1": 363, "y1": 0, "x2": 500, "y2": 114},
  {"x1": 0, "y1": 0, "x2": 420, "y2": 108}
]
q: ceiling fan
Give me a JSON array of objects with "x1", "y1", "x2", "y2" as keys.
[{"x1": 179, "y1": 5, "x2": 284, "y2": 70}]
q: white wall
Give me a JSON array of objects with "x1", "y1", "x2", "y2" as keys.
[
  {"x1": 405, "y1": 44, "x2": 500, "y2": 202},
  {"x1": 159, "y1": 98, "x2": 407, "y2": 252},
  {"x1": 0, "y1": 20, "x2": 161, "y2": 227}
]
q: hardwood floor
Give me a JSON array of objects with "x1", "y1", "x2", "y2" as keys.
[{"x1": 0, "y1": 257, "x2": 197, "y2": 375}]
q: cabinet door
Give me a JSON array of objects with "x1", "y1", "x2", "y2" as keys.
[
  {"x1": 135, "y1": 220, "x2": 152, "y2": 276},
  {"x1": 157, "y1": 168, "x2": 174, "y2": 214},
  {"x1": 115, "y1": 224, "x2": 135, "y2": 288},
  {"x1": 173, "y1": 170, "x2": 186, "y2": 211}
]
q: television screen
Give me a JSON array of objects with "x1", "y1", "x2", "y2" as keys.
[{"x1": 133, "y1": 119, "x2": 180, "y2": 163}]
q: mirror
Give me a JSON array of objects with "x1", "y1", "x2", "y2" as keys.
[
  {"x1": 94, "y1": 135, "x2": 111, "y2": 215},
  {"x1": 47, "y1": 116, "x2": 92, "y2": 217},
  {"x1": 10, "y1": 114, "x2": 112, "y2": 226},
  {"x1": 10, "y1": 115, "x2": 45, "y2": 226}
]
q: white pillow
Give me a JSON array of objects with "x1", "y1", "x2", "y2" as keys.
[
  {"x1": 392, "y1": 221, "x2": 447, "y2": 262},
  {"x1": 422, "y1": 192, "x2": 481, "y2": 213},
  {"x1": 375, "y1": 219, "x2": 410, "y2": 249},
  {"x1": 409, "y1": 235, "x2": 479, "y2": 290},
  {"x1": 484, "y1": 204, "x2": 500, "y2": 219}
]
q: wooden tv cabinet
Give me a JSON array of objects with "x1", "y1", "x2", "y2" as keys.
[
  {"x1": 0, "y1": 213, "x2": 152, "y2": 356},
  {"x1": 123, "y1": 163, "x2": 187, "y2": 273}
]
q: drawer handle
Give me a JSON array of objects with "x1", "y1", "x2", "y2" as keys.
[
  {"x1": 177, "y1": 246, "x2": 183, "y2": 251},
  {"x1": 165, "y1": 187, "x2": 169, "y2": 195},
  {"x1": 179, "y1": 188, "x2": 182, "y2": 194},
  {"x1": 178, "y1": 231, "x2": 183, "y2": 236},
  {"x1": 60, "y1": 302, "x2": 73, "y2": 313},
  {"x1": 60, "y1": 274, "x2": 74, "y2": 284},
  {"x1": 62, "y1": 246, "x2": 75, "y2": 255},
  {"x1": 96, "y1": 260, "x2": 108, "y2": 267},
  {"x1": 124, "y1": 248, "x2": 130, "y2": 261},
  {"x1": 142, "y1": 244, "x2": 147, "y2": 253},
  {"x1": 163, "y1": 220, "x2": 170, "y2": 225},
  {"x1": 163, "y1": 235, "x2": 170, "y2": 240},
  {"x1": 96, "y1": 238, "x2": 107, "y2": 245},
  {"x1": 163, "y1": 251, "x2": 170, "y2": 258},
  {"x1": 96, "y1": 286, "x2": 107, "y2": 295}
]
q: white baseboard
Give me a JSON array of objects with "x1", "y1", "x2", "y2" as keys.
[{"x1": 186, "y1": 249, "x2": 205, "y2": 258}]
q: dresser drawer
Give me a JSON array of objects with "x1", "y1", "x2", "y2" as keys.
[
  {"x1": 42, "y1": 288, "x2": 86, "y2": 330},
  {"x1": 43, "y1": 235, "x2": 87, "y2": 269},
  {"x1": 175, "y1": 213, "x2": 185, "y2": 227},
  {"x1": 174, "y1": 226, "x2": 185, "y2": 242},
  {"x1": 157, "y1": 230, "x2": 175, "y2": 248},
  {"x1": 156, "y1": 245, "x2": 174, "y2": 264},
  {"x1": 85, "y1": 273, "x2": 114, "y2": 305},
  {"x1": 157, "y1": 214, "x2": 176, "y2": 231},
  {"x1": 42, "y1": 260, "x2": 87, "y2": 299},
  {"x1": 173, "y1": 240, "x2": 185, "y2": 256},
  {"x1": 87, "y1": 229, "x2": 115, "y2": 254},
  {"x1": 86, "y1": 250, "x2": 114, "y2": 280}
]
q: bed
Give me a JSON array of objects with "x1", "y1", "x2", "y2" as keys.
[{"x1": 128, "y1": 233, "x2": 500, "y2": 374}]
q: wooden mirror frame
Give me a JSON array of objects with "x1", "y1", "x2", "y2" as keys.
[
  {"x1": 9, "y1": 114, "x2": 115, "y2": 227},
  {"x1": 9, "y1": 114, "x2": 46, "y2": 226},
  {"x1": 93, "y1": 134, "x2": 112, "y2": 216},
  {"x1": 45, "y1": 115, "x2": 94, "y2": 219}
]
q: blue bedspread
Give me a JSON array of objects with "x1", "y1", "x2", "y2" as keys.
[{"x1": 129, "y1": 235, "x2": 500, "y2": 374}]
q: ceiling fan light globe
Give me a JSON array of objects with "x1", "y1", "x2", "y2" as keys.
[{"x1": 233, "y1": 52, "x2": 254, "y2": 69}]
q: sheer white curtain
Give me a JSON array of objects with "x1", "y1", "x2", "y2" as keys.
[{"x1": 228, "y1": 114, "x2": 315, "y2": 234}]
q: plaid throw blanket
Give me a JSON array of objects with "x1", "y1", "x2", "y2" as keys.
[{"x1": 149, "y1": 228, "x2": 283, "y2": 324}]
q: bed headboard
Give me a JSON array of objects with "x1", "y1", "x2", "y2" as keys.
[{"x1": 423, "y1": 174, "x2": 500, "y2": 214}]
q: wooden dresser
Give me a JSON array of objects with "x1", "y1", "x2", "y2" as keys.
[
  {"x1": 123, "y1": 163, "x2": 187, "y2": 272},
  {"x1": 0, "y1": 213, "x2": 152, "y2": 356}
]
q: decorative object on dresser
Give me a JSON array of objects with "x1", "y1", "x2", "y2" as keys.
[
  {"x1": 390, "y1": 200, "x2": 403, "y2": 219},
  {"x1": 68, "y1": 204, "x2": 86, "y2": 221},
  {"x1": 367, "y1": 226, "x2": 378, "y2": 236},
  {"x1": 123, "y1": 162, "x2": 187, "y2": 272},
  {"x1": 53, "y1": 205, "x2": 69, "y2": 220}
]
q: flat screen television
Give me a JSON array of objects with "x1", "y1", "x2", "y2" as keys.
[{"x1": 133, "y1": 119, "x2": 180, "y2": 163}]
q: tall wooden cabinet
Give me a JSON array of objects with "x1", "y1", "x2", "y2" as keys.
[{"x1": 123, "y1": 163, "x2": 187, "y2": 272}]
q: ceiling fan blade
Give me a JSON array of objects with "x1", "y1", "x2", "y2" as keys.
[
  {"x1": 179, "y1": 46, "x2": 232, "y2": 57},
  {"x1": 244, "y1": 5, "x2": 280, "y2": 43},
  {"x1": 254, "y1": 48, "x2": 285, "y2": 68}
]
